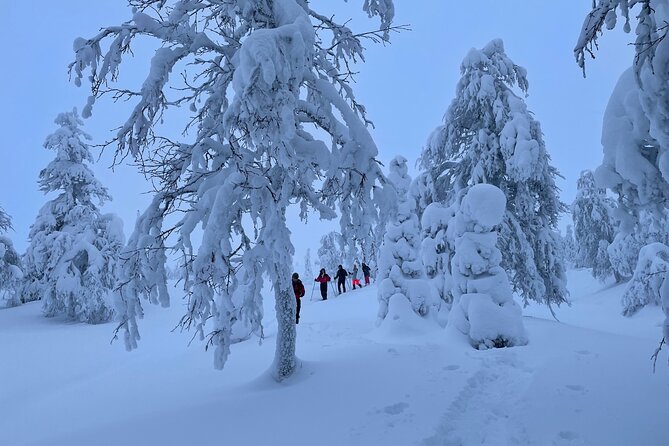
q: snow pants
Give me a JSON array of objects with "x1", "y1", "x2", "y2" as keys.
[{"x1": 338, "y1": 280, "x2": 346, "y2": 294}]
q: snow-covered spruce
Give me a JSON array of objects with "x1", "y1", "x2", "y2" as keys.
[
  {"x1": 318, "y1": 232, "x2": 345, "y2": 277},
  {"x1": 448, "y1": 184, "x2": 528, "y2": 349},
  {"x1": 562, "y1": 224, "x2": 577, "y2": 267},
  {"x1": 572, "y1": 170, "x2": 620, "y2": 281},
  {"x1": 420, "y1": 200, "x2": 457, "y2": 322},
  {"x1": 0, "y1": 209, "x2": 22, "y2": 308},
  {"x1": 72, "y1": 0, "x2": 394, "y2": 380},
  {"x1": 377, "y1": 156, "x2": 436, "y2": 326},
  {"x1": 21, "y1": 110, "x2": 124, "y2": 323},
  {"x1": 418, "y1": 39, "x2": 568, "y2": 311},
  {"x1": 303, "y1": 248, "x2": 314, "y2": 284},
  {"x1": 0, "y1": 206, "x2": 11, "y2": 234}
]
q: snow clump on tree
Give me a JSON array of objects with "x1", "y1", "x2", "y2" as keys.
[
  {"x1": 448, "y1": 184, "x2": 528, "y2": 349},
  {"x1": 21, "y1": 110, "x2": 124, "y2": 323}
]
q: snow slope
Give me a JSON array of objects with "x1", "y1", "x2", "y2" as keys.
[{"x1": 1, "y1": 270, "x2": 668, "y2": 446}]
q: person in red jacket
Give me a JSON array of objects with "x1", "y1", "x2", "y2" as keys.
[
  {"x1": 292, "y1": 272, "x2": 305, "y2": 324},
  {"x1": 314, "y1": 268, "x2": 330, "y2": 300}
]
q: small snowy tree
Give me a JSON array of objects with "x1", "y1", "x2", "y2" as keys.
[
  {"x1": 419, "y1": 39, "x2": 568, "y2": 311},
  {"x1": 0, "y1": 206, "x2": 11, "y2": 234},
  {"x1": 303, "y1": 248, "x2": 314, "y2": 281},
  {"x1": 572, "y1": 170, "x2": 620, "y2": 281},
  {"x1": 21, "y1": 110, "x2": 124, "y2": 323},
  {"x1": 0, "y1": 209, "x2": 22, "y2": 308},
  {"x1": 318, "y1": 232, "x2": 344, "y2": 275},
  {"x1": 72, "y1": 0, "x2": 396, "y2": 380},
  {"x1": 377, "y1": 156, "x2": 435, "y2": 324},
  {"x1": 563, "y1": 224, "x2": 577, "y2": 266},
  {"x1": 420, "y1": 201, "x2": 456, "y2": 320},
  {"x1": 448, "y1": 184, "x2": 528, "y2": 349}
]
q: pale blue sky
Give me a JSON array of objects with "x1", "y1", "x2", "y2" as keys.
[{"x1": 0, "y1": 1, "x2": 632, "y2": 265}]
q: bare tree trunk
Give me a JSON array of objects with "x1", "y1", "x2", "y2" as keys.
[{"x1": 266, "y1": 206, "x2": 298, "y2": 381}]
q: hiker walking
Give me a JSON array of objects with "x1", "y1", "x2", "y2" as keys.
[
  {"x1": 335, "y1": 265, "x2": 348, "y2": 294},
  {"x1": 292, "y1": 273, "x2": 305, "y2": 324},
  {"x1": 362, "y1": 262, "x2": 371, "y2": 286},
  {"x1": 314, "y1": 268, "x2": 331, "y2": 300},
  {"x1": 351, "y1": 263, "x2": 361, "y2": 289}
]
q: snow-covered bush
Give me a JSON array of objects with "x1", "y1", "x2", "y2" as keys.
[
  {"x1": 419, "y1": 38, "x2": 568, "y2": 311},
  {"x1": 378, "y1": 156, "x2": 436, "y2": 325},
  {"x1": 72, "y1": 0, "x2": 395, "y2": 380},
  {"x1": 448, "y1": 184, "x2": 527, "y2": 349},
  {"x1": 21, "y1": 110, "x2": 124, "y2": 323},
  {"x1": 572, "y1": 170, "x2": 619, "y2": 281},
  {"x1": 621, "y1": 243, "x2": 669, "y2": 316}
]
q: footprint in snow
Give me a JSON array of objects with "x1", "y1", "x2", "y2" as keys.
[
  {"x1": 443, "y1": 364, "x2": 460, "y2": 371},
  {"x1": 565, "y1": 384, "x2": 586, "y2": 392},
  {"x1": 553, "y1": 430, "x2": 584, "y2": 445},
  {"x1": 383, "y1": 402, "x2": 409, "y2": 415}
]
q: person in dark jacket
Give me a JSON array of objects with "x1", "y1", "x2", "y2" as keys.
[
  {"x1": 314, "y1": 268, "x2": 330, "y2": 300},
  {"x1": 362, "y1": 262, "x2": 371, "y2": 286},
  {"x1": 334, "y1": 265, "x2": 348, "y2": 294},
  {"x1": 292, "y1": 272, "x2": 305, "y2": 324}
]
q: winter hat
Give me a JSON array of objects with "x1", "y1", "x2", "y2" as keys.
[{"x1": 292, "y1": 272, "x2": 299, "y2": 279}]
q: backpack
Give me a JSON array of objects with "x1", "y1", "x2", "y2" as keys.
[{"x1": 294, "y1": 279, "x2": 305, "y2": 298}]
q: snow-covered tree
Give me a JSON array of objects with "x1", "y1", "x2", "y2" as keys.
[
  {"x1": 0, "y1": 206, "x2": 11, "y2": 234},
  {"x1": 21, "y1": 110, "x2": 124, "y2": 323},
  {"x1": 572, "y1": 170, "x2": 619, "y2": 281},
  {"x1": 318, "y1": 231, "x2": 344, "y2": 275},
  {"x1": 377, "y1": 156, "x2": 435, "y2": 324},
  {"x1": 303, "y1": 249, "x2": 314, "y2": 282},
  {"x1": 419, "y1": 39, "x2": 568, "y2": 311},
  {"x1": 420, "y1": 201, "x2": 456, "y2": 321},
  {"x1": 621, "y1": 243, "x2": 669, "y2": 316},
  {"x1": 448, "y1": 184, "x2": 528, "y2": 349},
  {"x1": 576, "y1": 1, "x2": 669, "y2": 361},
  {"x1": 72, "y1": 0, "x2": 395, "y2": 380},
  {"x1": 562, "y1": 224, "x2": 577, "y2": 267},
  {"x1": 0, "y1": 209, "x2": 22, "y2": 308}
]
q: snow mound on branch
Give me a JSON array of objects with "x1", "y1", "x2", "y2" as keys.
[{"x1": 459, "y1": 183, "x2": 506, "y2": 232}]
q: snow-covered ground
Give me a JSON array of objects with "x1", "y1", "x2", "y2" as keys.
[{"x1": 1, "y1": 269, "x2": 668, "y2": 446}]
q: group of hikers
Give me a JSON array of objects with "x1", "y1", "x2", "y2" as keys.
[{"x1": 291, "y1": 262, "x2": 372, "y2": 324}]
